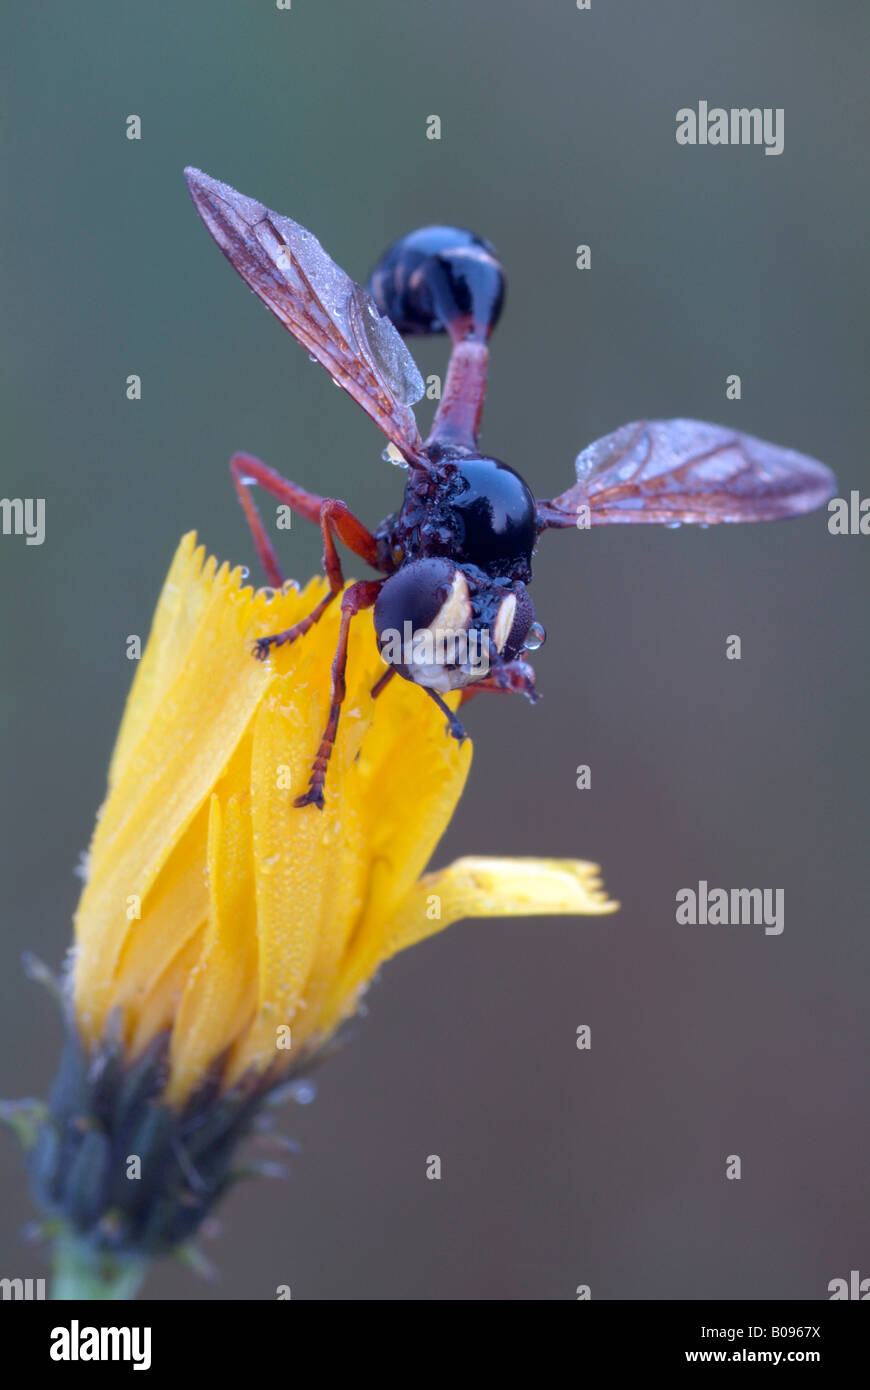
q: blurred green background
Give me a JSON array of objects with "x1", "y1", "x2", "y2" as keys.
[{"x1": 2, "y1": 0, "x2": 868, "y2": 1299}]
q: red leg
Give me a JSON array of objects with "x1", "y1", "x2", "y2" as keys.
[
  {"x1": 230, "y1": 452, "x2": 326, "y2": 587},
  {"x1": 231, "y1": 451, "x2": 384, "y2": 585},
  {"x1": 294, "y1": 580, "x2": 383, "y2": 809},
  {"x1": 370, "y1": 666, "x2": 396, "y2": 699},
  {"x1": 253, "y1": 497, "x2": 382, "y2": 660},
  {"x1": 459, "y1": 659, "x2": 538, "y2": 705}
]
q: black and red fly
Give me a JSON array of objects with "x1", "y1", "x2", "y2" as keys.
[{"x1": 184, "y1": 168, "x2": 836, "y2": 809}]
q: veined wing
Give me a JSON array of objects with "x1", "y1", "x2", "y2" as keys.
[
  {"x1": 536, "y1": 419, "x2": 836, "y2": 528},
  {"x1": 185, "y1": 168, "x2": 428, "y2": 467}
]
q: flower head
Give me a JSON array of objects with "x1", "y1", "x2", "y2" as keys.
[
  {"x1": 21, "y1": 533, "x2": 615, "y2": 1266},
  {"x1": 72, "y1": 533, "x2": 616, "y2": 1106}
]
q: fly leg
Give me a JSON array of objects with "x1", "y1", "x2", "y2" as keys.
[
  {"x1": 295, "y1": 580, "x2": 383, "y2": 809},
  {"x1": 230, "y1": 451, "x2": 326, "y2": 587},
  {"x1": 229, "y1": 452, "x2": 381, "y2": 659},
  {"x1": 458, "y1": 659, "x2": 538, "y2": 704},
  {"x1": 253, "y1": 499, "x2": 380, "y2": 659},
  {"x1": 423, "y1": 688, "x2": 469, "y2": 743},
  {"x1": 370, "y1": 666, "x2": 396, "y2": 699}
]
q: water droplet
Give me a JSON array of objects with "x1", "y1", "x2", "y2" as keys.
[
  {"x1": 291, "y1": 1079, "x2": 317, "y2": 1106},
  {"x1": 240, "y1": 475, "x2": 256, "y2": 487},
  {"x1": 665, "y1": 520, "x2": 682, "y2": 530},
  {"x1": 699, "y1": 522, "x2": 710, "y2": 530},
  {"x1": 353, "y1": 285, "x2": 425, "y2": 404},
  {"x1": 524, "y1": 621, "x2": 546, "y2": 652},
  {"x1": 259, "y1": 586, "x2": 277, "y2": 603},
  {"x1": 239, "y1": 566, "x2": 250, "y2": 580},
  {"x1": 308, "y1": 353, "x2": 318, "y2": 363}
]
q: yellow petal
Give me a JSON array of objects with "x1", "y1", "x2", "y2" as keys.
[
  {"x1": 74, "y1": 539, "x2": 323, "y2": 1031},
  {"x1": 106, "y1": 800, "x2": 210, "y2": 1032},
  {"x1": 127, "y1": 928, "x2": 206, "y2": 1057},
  {"x1": 315, "y1": 676, "x2": 474, "y2": 1036},
  {"x1": 166, "y1": 793, "x2": 259, "y2": 1104},
  {"x1": 227, "y1": 673, "x2": 334, "y2": 1079},
  {"x1": 379, "y1": 856, "x2": 618, "y2": 961},
  {"x1": 109, "y1": 533, "x2": 213, "y2": 789}
]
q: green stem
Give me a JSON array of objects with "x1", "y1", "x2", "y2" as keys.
[{"x1": 51, "y1": 1231, "x2": 147, "y2": 1301}]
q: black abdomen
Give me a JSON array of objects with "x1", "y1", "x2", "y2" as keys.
[{"x1": 367, "y1": 226, "x2": 505, "y2": 342}]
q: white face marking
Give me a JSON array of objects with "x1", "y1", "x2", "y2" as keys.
[
  {"x1": 492, "y1": 593, "x2": 517, "y2": 653},
  {"x1": 427, "y1": 569, "x2": 472, "y2": 636},
  {"x1": 408, "y1": 663, "x2": 481, "y2": 693},
  {"x1": 404, "y1": 570, "x2": 491, "y2": 691}
]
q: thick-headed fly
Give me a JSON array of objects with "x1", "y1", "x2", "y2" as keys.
[{"x1": 184, "y1": 169, "x2": 836, "y2": 809}]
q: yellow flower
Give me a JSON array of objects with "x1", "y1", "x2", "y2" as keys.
[{"x1": 73, "y1": 533, "x2": 617, "y2": 1106}]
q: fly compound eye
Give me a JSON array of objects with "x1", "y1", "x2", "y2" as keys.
[
  {"x1": 374, "y1": 558, "x2": 469, "y2": 654},
  {"x1": 447, "y1": 456, "x2": 537, "y2": 568},
  {"x1": 373, "y1": 560, "x2": 487, "y2": 693}
]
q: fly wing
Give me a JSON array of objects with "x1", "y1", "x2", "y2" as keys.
[
  {"x1": 536, "y1": 419, "x2": 836, "y2": 528},
  {"x1": 185, "y1": 168, "x2": 428, "y2": 467}
]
